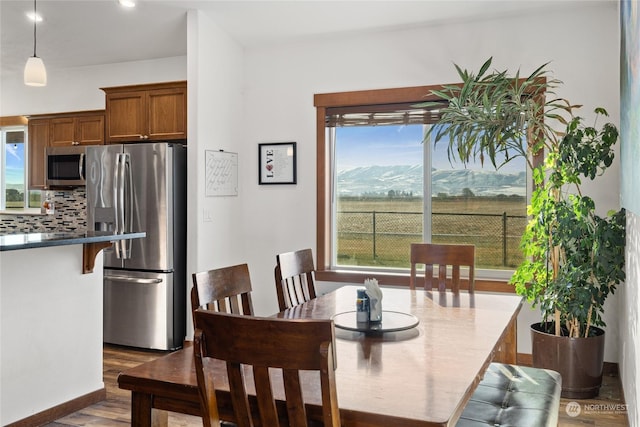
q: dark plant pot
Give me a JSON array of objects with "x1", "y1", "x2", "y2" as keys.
[{"x1": 531, "y1": 322, "x2": 605, "y2": 399}]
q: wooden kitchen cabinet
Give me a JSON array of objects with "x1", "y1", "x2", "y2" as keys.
[
  {"x1": 102, "y1": 81, "x2": 187, "y2": 143},
  {"x1": 28, "y1": 118, "x2": 49, "y2": 190},
  {"x1": 49, "y1": 112, "x2": 105, "y2": 146},
  {"x1": 27, "y1": 110, "x2": 105, "y2": 189}
]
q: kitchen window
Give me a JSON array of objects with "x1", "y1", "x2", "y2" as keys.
[
  {"x1": 0, "y1": 125, "x2": 41, "y2": 211},
  {"x1": 314, "y1": 85, "x2": 531, "y2": 288}
]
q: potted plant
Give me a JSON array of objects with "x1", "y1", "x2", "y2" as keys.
[{"x1": 418, "y1": 58, "x2": 626, "y2": 398}]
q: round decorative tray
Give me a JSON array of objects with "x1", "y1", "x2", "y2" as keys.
[{"x1": 331, "y1": 310, "x2": 419, "y2": 334}]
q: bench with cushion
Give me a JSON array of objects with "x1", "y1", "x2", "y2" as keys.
[{"x1": 457, "y1": 363, "x2": 562, "y2": 427}]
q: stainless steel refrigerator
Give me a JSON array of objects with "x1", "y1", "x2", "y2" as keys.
[{"x1": 86, "y1": 142, "x2": 187, "y2": 350}]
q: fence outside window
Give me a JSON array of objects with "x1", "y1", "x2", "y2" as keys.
[{"x1": 336, "y1": 210, "x2": 528, "y2": 269}]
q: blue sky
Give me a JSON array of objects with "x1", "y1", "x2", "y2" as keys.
[
  {"x1": 335, "y1": 124, "x2": 524, "y2": 173},
  {"x1": 5, "y1": 142, "x2": 25, "y2": 185}
]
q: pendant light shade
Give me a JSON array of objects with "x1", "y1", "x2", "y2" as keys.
[
  {"x1": 24, "y1": 0, "x2": 47, "y2": 86},
  {"x1": 24, "y1": 56, "x2": 47, "y2": 86}
]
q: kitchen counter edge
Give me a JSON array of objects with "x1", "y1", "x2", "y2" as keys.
[{"x1": 0, "y1": 231, "x2": 146, "y2": 252}]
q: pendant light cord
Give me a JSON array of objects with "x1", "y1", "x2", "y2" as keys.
[{"x1": 32, "y1": 0, "x2": 37, "y2": 57}]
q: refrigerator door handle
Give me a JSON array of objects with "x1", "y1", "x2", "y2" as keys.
[
  {"x1": 105, "y1": 276, "x2": 164, "y2": 284},
  {"x1": 122, "y1": 152, "x2": 133, "y2": 259},
  {"x1": 118, "y1": 153, "x2": 126, "y2": 235},
  {"x1": 113, "y1": 153, "x2": 123, "y2": 258}
]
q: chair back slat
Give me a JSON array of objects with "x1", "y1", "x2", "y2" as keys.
[
  {"x1": 194, "y1": 311, "x2": 340, "y2": 427},
  {"x1": 320, "y1": 341, "x2": 340, "y2": 424},
  {"x1": 275, "y1": 249, "x2": 317, "y2": 311},
  {"x1": 196, "y1": 358, "x2": 222, "y2": 427},
  {"x1": 254, "y1": 366, "x2": 280, "y2": 426},
  {"x1": 227, "y1": 362, "x2": 253, "y2": 427},
  {"x1": 283, "y1": 369, "x2": 307, "y2": 425},
  {"x1": 452, "y1": 265, "x2": 461, "y2": 290},
  {"x1": 409, "y1": 243, "x2": 475, "y2": 293}
]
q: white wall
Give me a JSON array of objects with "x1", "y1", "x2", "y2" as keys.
[
  {"x1": 239, "y1": 3, "x2": 623, "y2": 363},
  {"x1": 185, "y1": 9, "x2": 245, "y2": 337},
  {"x1": 0, "y1": 56, "x2": 186, "y2": 116},
  {"x1": 0, "y1": 246, "x2": 104, "y2": 425},
  {"x1": 621, "y1": 211, "x2": 640, "y2": 426}
]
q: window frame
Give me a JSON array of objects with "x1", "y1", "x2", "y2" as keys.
[
  {"x1": 314, "y1": 84, "x2": 540, "y2": 292},
  {"x1": 0, "y1": 116, "x2": 41, "y2": 214}
]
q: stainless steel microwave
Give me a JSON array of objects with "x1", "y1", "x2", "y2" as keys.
[{"x1": 45, "y1": 146, "x2": 86, "y2": 188}]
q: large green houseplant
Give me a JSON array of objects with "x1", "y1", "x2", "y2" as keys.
[{"x1": 418, "y1": 58, "x2": 626, "y2": 397}]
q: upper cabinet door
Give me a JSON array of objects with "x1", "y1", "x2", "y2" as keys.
[
  {"x1": 102, "y1": 81, "x2": 187, "y2": 144},
  {"x1": 49, "y1": 117, "x2": 76, "y2": 147},
  {"x1": 105, "y1": 90, "x2": 147, "y2": 143},
  {"x1": 76, "y1": 114, "x2": 105, "y2": 145},
  {"x1": 147, "y1": 87, "x2": 187, "y2": 141}
]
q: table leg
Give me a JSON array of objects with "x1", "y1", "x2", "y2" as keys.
[{"x1": 131, "y1": 391, "x2": 168, "y2": 427}]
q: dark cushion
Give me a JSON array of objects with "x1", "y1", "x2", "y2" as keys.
[{"x1": 456, "y1": 363, "x2": 562, "y2": 427}]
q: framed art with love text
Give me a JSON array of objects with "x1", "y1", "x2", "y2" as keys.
[{"x1": 258, "y1": 142, "x2": 297, "y2": 185}]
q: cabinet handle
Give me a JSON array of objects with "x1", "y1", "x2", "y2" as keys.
[{"x1": 139, "y1": 135, "x2": 144, "y2": 139}]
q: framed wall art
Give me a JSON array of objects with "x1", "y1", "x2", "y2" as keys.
[
  {"x1": 258, "y1": 142, "x2": 297, "y2": 185},
  {"x1": 205, "y1": 150, "x2": 238, "y2": 197}
]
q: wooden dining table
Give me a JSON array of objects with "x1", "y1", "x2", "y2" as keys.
[{"x1": 118, "y1": 286, "x2": 523, "y2": 427}]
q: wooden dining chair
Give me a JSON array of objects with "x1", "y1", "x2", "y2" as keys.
[
  {"x1": 409, "y1": 243, "x2": 475, "y2": 293},
  {"x1": 274, "y1": 248, "x2": 317, "y2": 311},
  {"x1": 191, "y1": 263, "x2": 254, "y2": 327},
  {"x1": 193, "y1": 311, "x2": 341, "y2": 427}
]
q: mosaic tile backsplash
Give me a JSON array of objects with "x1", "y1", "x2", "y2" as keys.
[{"x1": 0, "y1": 189, "x2": 87, "y2": 234}]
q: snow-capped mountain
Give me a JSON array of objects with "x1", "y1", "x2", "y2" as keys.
[{"x1": 337, "y1": 165, "x2": 525, "y2": 197}]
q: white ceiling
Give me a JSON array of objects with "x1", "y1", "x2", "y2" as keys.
[{"x1": 0, "y1": 0, "x2": 607, "y2": 79}]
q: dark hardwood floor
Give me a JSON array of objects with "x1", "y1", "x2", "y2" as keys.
[{"x1": 45, "y1": 344, "x2": 629, "y2": 426}]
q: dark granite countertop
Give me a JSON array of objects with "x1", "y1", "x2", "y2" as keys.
[{"x1": 0, "y1": 231, "x2": 146, "y2": 251}]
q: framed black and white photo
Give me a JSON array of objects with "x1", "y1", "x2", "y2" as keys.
[{"x1": 258, "y1": 142, "x2": 297, "y2": 185}]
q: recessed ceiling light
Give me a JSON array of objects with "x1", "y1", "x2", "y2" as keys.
[
  {"x1": 26, "y1": 12, "x2": 43, "y2": 22},
  {"x1": 118, "y1": 0, "x2": 136, "y2": 8}
]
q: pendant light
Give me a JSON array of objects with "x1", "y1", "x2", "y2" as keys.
[{"x1": 24, "y1": 0, "x2": 47, "y2": 87}]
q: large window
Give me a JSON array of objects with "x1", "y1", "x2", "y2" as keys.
[
  {"x1": 0, "y1": 125, "x2": 40, "y2": 211},
  {"x1": 315, "y1": 85, "x2": 530, "y2": 286}
]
